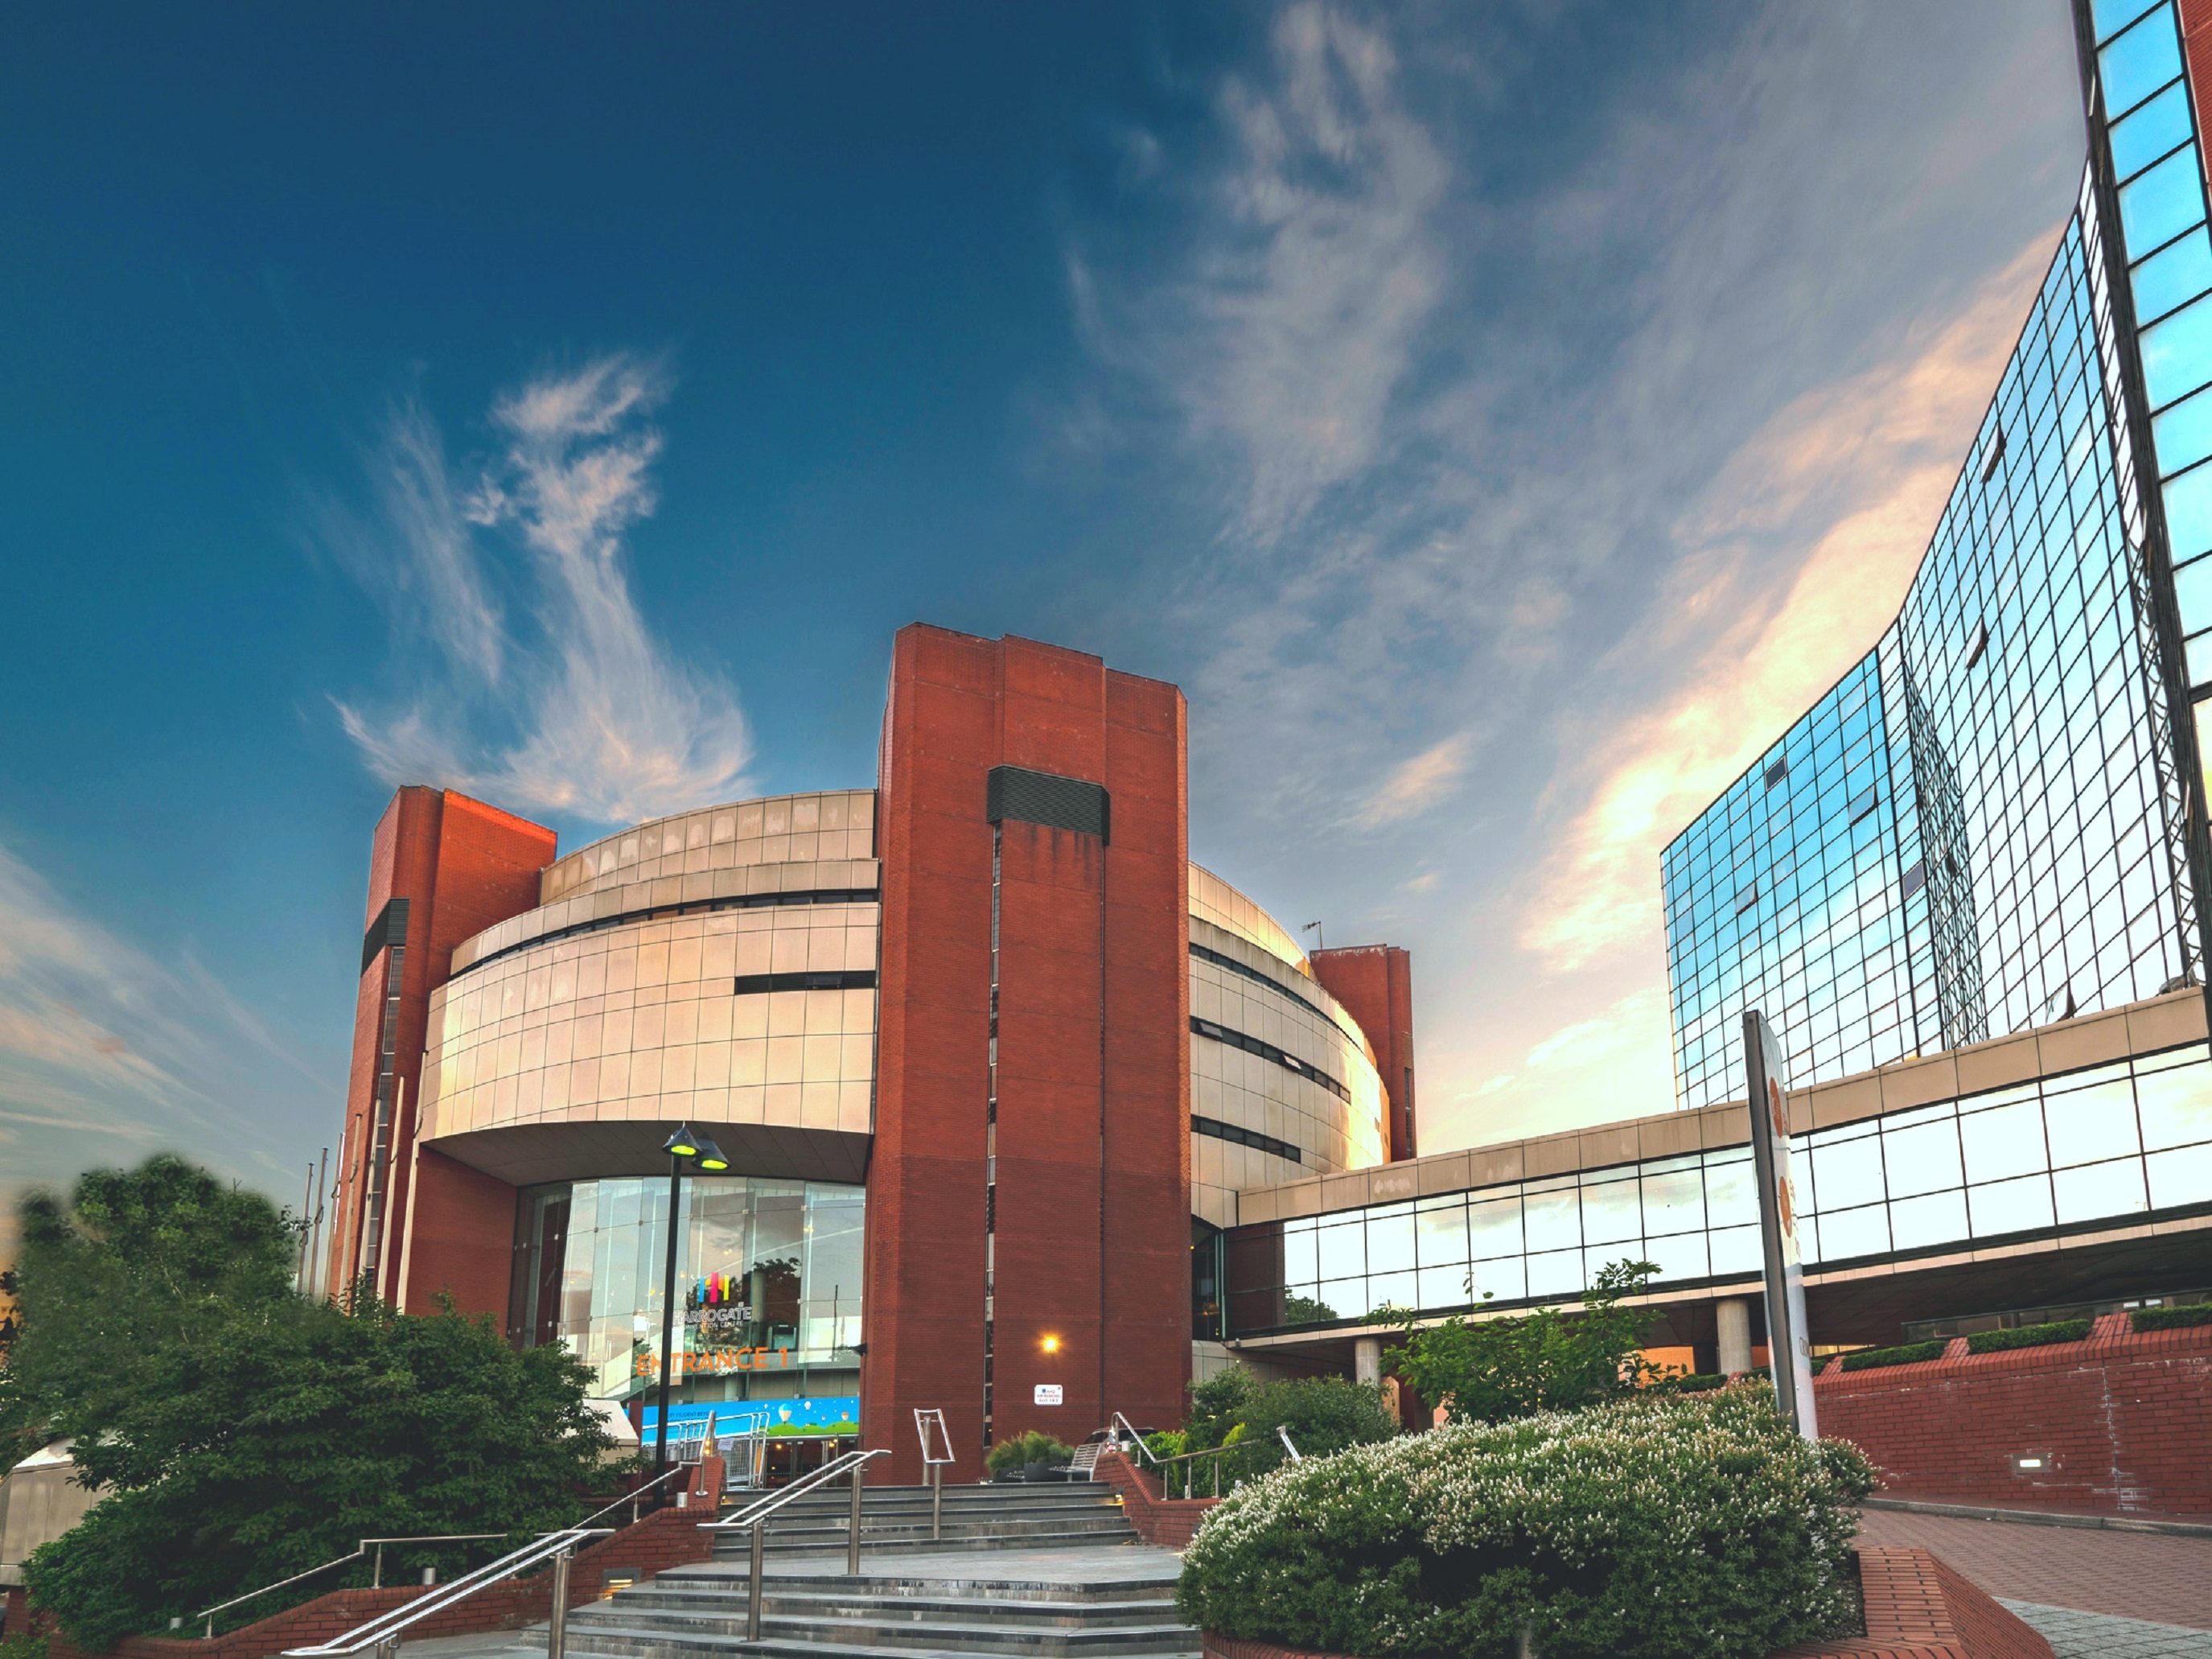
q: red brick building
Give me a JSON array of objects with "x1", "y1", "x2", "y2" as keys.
[{"x1": 324, "y1": 626, "x2": 1412, "y2": 1480}]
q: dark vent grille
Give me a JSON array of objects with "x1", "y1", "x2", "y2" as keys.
[
  {"x1": 734, "y1": 969, "x2": 878, "y2": 995},
  {"x1": 986, "y1": 765, "x2": 1110, "y2": 842},
  {"x1": 361, "y1": 896, "x2": 411, "y2": 974}
]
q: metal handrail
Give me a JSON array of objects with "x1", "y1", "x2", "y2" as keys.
[
  {"x1": 195, "y1": 1534, "x2": 505, "y2": 1638},
  {"x1": 1110, "y1": 1411, "x2": 1157, "y2": 1463},
  {"x1": 914, "y1": 1410, "x2": 955, "y2": 1541},
  {"x1": 1125, "y1": 1426, "x2": 1297, "y2": 1498},
  {"x1": 701, "y1": 1447, "x2": 889, "y2": 1641},
  {"x1": 281, "y1": 1526, "x2": 612, "y2": 1657},
  {"x1": 576, "y1": 1461, "x2": 697, "y2": 1530},
  {"x1": 701, "y1": 1446, "x2": 886, "y2": 1530}
]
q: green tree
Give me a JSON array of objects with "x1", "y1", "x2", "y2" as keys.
[
  {"x1": 1384, "y1": 1258, "x2": 1663, "y2": 1425},
  {"x1": 1182, "y1": 1365, "x2": 1256, "y2": 1451},
  {"x1": 0, "y1": 1156, "x2": 298, "y2": 1460},
  {"x1": 22, "y1": 1295, "x2": 614, "y2": 1650},
  {"x1": 1227, "y1": 1376, "x2": 1398, "y2": 1480}
]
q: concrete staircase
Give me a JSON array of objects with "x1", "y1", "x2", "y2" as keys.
[
  {"x1": 553, "y1": 1483, "x2": 1200, "y2": 1658},
  {"x1": 709, "y1": 1484, "x2": 1137, "y2": 1561}
]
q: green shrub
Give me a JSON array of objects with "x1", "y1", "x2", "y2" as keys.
[
  {"x1": 985, "y1": 1430, "x2": 1072, "y2": 1479},
  {"x1": 1667, "y1": 1372, "x2": 1729, "y2": 1393},
  {"x1": 1227, "y1": 1376, "x2": 1398, "y2": 1481},
  {"x1": 1965, "y1": 1319, "x2": 2090, "y2": 1354},
  {"x1": 0, "y1": 1633, "x2": 51, "y2": 1659},
  {"x1": 1185, "y1": 1367, "x2": 1256, "y2": 1450},
  {"x1": 1838, "y1": 1340, "x2": 1947, "y2": 1371},
  {"x1": 2131, "y1": 1302, "x2": 2212, "y2": 1333},
  {"x1": 1176, "y1": 1384, "x2": 1874, "y2": 1659}
]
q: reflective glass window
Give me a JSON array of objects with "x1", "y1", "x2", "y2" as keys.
[
  {"x1": 1416, "y1": 1264, "x2": 1468, "y2": 1308},
  {"x1": 1470, "y1": 1254, "x2": 1527, "y2": 1303},
  {"x1": 2148, "y1": 1141, "x2": 2212, "y2": 1206},
  {"x1": 1888, "y1": 1189, "x2": 1969, "y2": 1251},
  {"x1": 1580, "y1": 1175, "x2": 1642, "y2": 1245},
  {"x1": 2111, "y1": 79, "x2": 2193, "y2": 179},
  {"x1": 2132, "y1": 227, "x2": 2212, "y2": 326},
  {"x1": 1366, "y1": 1208, "x2": 1416, "y2": 1275},
  {"x1": 1708, "y1": 1225, "x2": 1762, "y2": 1275},
  {"x1": 1818, "y1": 1204, "x2": 1890, "y2": 1261},
  {"x1": 1522, "y1": 1184, "x2": 1581, "y2": 1253},
  {"x1": 2094, "y1": 0, "x2": 2162, "y2": 43},
  {"x1": 2043, "y1": 1076, "x2": 2140, "y2": 1166},
  {"x1": 1414, "y1": 1197, "x2": 1469, "y2": 1267},
  {"x1": 2053, "y1": 1156, "x2": 2150, "y2": 1222},
  {"x1": 2141, "y1": 292, "x2": 2212, "y2": 408},
  {"x1": 2102, "y1": 8, "x2": 2182, "y2": 117},
  {"x1": 1882, "y1": 1114, "x2": 1965, "y2": 1198},
  {"x1": 1970, "y1": 1173, "x2": 2056, "y2": 1236},
  {"x1": 1524, "y1": 1249, "x2": 1582, "y2": 1297},
  {"x1": 2119, "y1": 145, "x2": 2206, "y2": 253},
  {"x1": 1316, "y1": 1220, "x2": 1364, "y2": 1282},
  {"x1": 2135, "y1": 1052, "x2": 2212, "y2": 1148},
  {"x1": 1468, "y1": 1194, "x2": 1523, "y2": 1259},
  {"x1": 2154, "y1": 386, "x2": 2212, "y2": 475},
  {"x1": 1811, "y1": 1128, "x2": 1885, "y2": 1212},
  {"x1": 1640, "y1": 1164, "x2": 1705, "y2": 1235},
  {"x1": 1640, "y1": 1232, "x2": 1708, "y2": 1283},
  {"x1": 1960, "y1": 1097, "x2": 2048, "y2": 1183},
  {"x1": 2166, "y1": 470, "x2": 2212, "y2": 566},
  {"x1": 1367, "y1": 1270, "x2": 1417, "y2": 1312},
  {"x1": 1704, "y1": 1152, "x2": 1759, "y2": 1227}
]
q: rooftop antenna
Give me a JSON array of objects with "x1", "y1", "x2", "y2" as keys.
[{"x1": 1301, "y1": 920, "x2": 1325, "y2": 952}]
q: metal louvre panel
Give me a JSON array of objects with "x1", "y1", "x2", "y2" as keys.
[{"x1": 985, "y1": 764, "x2": 1109, "y2": 842}]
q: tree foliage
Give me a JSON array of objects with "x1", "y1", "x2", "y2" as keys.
[
  {"x1": 3, "y1": 1159, "x2": 615, "y2": 1652},
  {"x1": 1177, "y1": 1385, "x2": 1877, "y2": 1659},
  {"x1": 1384, "y1": 1259, "x2": 1663, "y2": 1424},
  {"x1": 0, "y1": 1156, "x2": 298, "y2": 1460}
]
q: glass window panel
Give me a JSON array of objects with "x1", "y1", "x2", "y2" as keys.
[
  {"x1": 1888, "y1": 1189, "x2": 1970, "y2": 1251},
  {"x1": 2093, "y1": 0, "x2": 2161, "y2": 43},
  {"x1": 1640, "y1": 1233, "x2": 1708, "y2": 1283},
  {"x1": 2165, "y1": 468, "x2": 2212, "y2": 566},
  {"x1": 2147, "y1": 1142, "x2": 2212, "y2": 1207},
  {"x1": 1469, "y1": 1254, "x2": 1527, "y2": 1303},
  {"x1": 1365, "y1": 1211, "x2": 1416, "y2": 1275},
  {"x1": 1468, "y1": 1195, "x2": 1524, "y2": 1260},
  {"x1": 2043, "y1": 1078, "x2": 2140, "y2": 1166},
  {"x1": 1640, "y1": 1167, "x2": 1706, "y2": 1236},
  {"x1": 1316, "y1": 1221, "x2": 1364, "y2": 1282},
  {"x1": 1525, "y1": 1249, "x2": 1583, "y2": 1298},
  {"x1": 1883, "y1": 1118, "x2": 1965, "y2": 1198},
  {"x1": 1278, "y1": 1225, "x2": 1318, "y2": 1287},
  {"x1": 1708, "y1": 1225, "x2": 1762, "y2": 1277},
  {"x1": 2119, "y1": 144, "x2": 2206, "y2": 253},
  {"x1": 1415, "y1": 1200, "x2": 1468, "y2": 1269},
  {"x1": 2135, "y1": 227, "x2": 2212, "y2": 328},
  {"x1": 2112, "y1": 78, "x2": 2194, "y2": 179},
  {"x1": 1811, "y1": 1133, "x2": 1886, "y2": 1212},
  {"x1": 2154, "y1": 385, "x2": 2212, "y2": 475},
  {"x1": 2140, "y1": 291, "x2": 2212, "y2": 409},
  {"x1": 2136, "y1": 1056, "x2": 2212, "y2": 1149},
  {"x1": 1817, "y1": 1204, "x2": 1890, "y2": 1261},
  {"x1": 1961, "y1": 1097, "x2": 2049, "y2": 1183},
  {"x1": 1970, "y1": 1173, "x2": 2056, "y2": 1237},
  {"x1": 1704, "y1": 1154, "x2": 1759, "y2": 1228},
  {"x1": 1365, "y1": 1270, "x2": 1417, "y2": 1313},
  {"x1": 1523, "y1": 1187, "x2": 1581, "y2": 1254},
  {"x1": 1415, "y1": 1264, "x2": 1469, "y2": 1310},
  {"x1": 1320, "y1": 1277, "x2": 1364, "y2": 1315},
  {"x1": 1580, "y1": 1176, "x2": 1642, "y2": 1245},
  {"x1": 2052, "y1": 1157, "x2": 2150, "y2": 1223},
  {"x1": 2102, "y1": 9, "x2": 2183, "y2": 119}
]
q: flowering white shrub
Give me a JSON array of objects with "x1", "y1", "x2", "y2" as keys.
[{"x1": 1174, "y1": 1382, "x2": 1874, "y2": 1658}]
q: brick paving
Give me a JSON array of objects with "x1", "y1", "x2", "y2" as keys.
[
  {"x1": 2001, "y1": 1601, "x2": 2212, "y2": 1657},
  {"x1": 1857, "y1": 1509, "x2": 2212, "y2": 1630}
]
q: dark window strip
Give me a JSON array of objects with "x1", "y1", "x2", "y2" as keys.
[
  {"x1": 361, "y1": 895, "x2": 412, "y2": 974},
  {"x1": 1193, "y1": 1114, "x2": 1302, "y2": 1165},
  {"x1": 1189, "y1": 941, "x2": 1333, "y2": 1023},
  {"x1": 1189, "y1": 1016, "x2": 1351, "y2": 1102},
  {"x1": 734, "y1": 969, "x2": 878, "y2": 995},
  {"x1": 458, "y1": 889, "x2": 878, "y2": 977}
]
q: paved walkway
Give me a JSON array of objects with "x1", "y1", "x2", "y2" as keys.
[
  {"x1": 2004, "y1": 1601, "x2": 2212, "y2": 1657},
  {"x1": 1857, "y1": 1508, "x2": 2212, "y2": 1630}
]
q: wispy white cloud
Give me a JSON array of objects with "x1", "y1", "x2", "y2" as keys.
[
  {"x1": 334, "y1": 356, "x2": 750, "y2": 825},
  {"x1": 0, "y1": 840, "x2": 324, "y2": 1235},
  {"x1": 1359, "y1": 731, "x2": 1476, "y2": 828}
]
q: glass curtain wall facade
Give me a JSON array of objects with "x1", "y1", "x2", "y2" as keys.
[
  {"x1": 1666, "y1": 0, "x2": 2212, "y2": 1108},
  {"x1": 1224, "y1": 1041, "x2": 2212, "y2": 1334},
  {"x1": 511, "y1": 1175, "x2": 864, "y2": 1401}
]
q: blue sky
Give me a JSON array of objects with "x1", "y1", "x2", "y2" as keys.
[{"x1": 0, "y1": 2, "x2": 2089, "y2": 1233}]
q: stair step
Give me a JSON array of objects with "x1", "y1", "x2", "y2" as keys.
[
  {"x1": 712, "y1": 1530, "x2": 1139, "y2": 1561},
  {"x1": 561, "y1": 1622, "x2": 1199, "y2": 1659},
  {"x1": 571, "y1": 1591, "x2": 1182, "y2": 1629},
  {"x1": 657, "y1": 1568, "x2": 1174, "y2": 1605}
]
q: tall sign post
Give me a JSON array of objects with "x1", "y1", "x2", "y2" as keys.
[{"x1": 1743, "y1": 1011, "x2": 1818, "y2": 1439}]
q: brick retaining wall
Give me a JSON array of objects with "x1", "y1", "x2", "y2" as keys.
[
  {"x1": 39, "y1": 1459, "x2": 722, "y2": 1659},
  {"x1": 1812, "y1": 1315, "x2": 2212, "y2": 1517},
  {"x1": 1092, "y1": 1449, "x2": 1219, "y2": 1548}
]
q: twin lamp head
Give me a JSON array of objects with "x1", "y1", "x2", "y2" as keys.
[{"x1": 663, "y1": 1125, "x2": 730, "y2": 1171}]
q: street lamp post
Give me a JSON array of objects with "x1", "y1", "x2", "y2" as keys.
[{"x1": 653, "y1": 1125, "x2": 729, "y2": 1483}]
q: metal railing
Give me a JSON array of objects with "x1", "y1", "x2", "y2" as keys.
[
  {"x1": 914, "y1": 1408, "x2": 955, "y2": 1539},
  {"x1": 1102, "y1": 1416, "x2": 1300, "y2": 1499},
  {"x1": 275, "y1": 1464, "x2": 698, "y2": 1659},
  {"x1": 701, "y1": 1446, "x2": 890, "y2": 1639},
  {"x1": 193, "y1": 1535, "x2": 504, "y2": 1639}
]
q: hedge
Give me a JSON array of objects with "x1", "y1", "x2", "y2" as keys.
[
  {"x1": 1838, "y1": 1340, "x2": 1947, "y2": 1371},
  {"x1": 2131, "y1": 1302, "x2": 2212, "y2": 1332},
  {"x1": 1668, "y1": 1373, "x2": 1729, "y2": 1393},
  {"x1": 1176, "y1": 1384, "x2": 1874, "y2": 1659}
]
